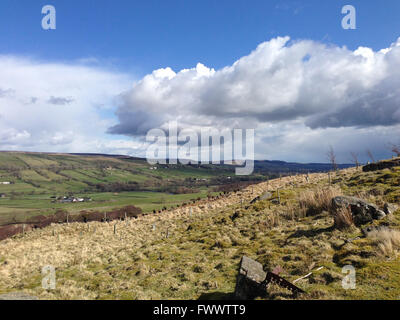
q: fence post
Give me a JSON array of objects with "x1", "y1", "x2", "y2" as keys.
[
  {"x1": 277, "y1": 189, "x2": 281, "y2": 204},
  {"x1": 114, "y1": 223, "x2": 117, "y2": 235}
]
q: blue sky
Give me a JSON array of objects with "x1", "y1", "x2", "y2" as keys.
[
  {"x1": 1, "y1": 0, "x2": 399, "y2": 74},
  {"x1": 0, "y1": 1, "x2": 399, "y2": 162}
]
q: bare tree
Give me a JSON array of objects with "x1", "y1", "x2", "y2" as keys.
[
  {"x1": 388, "y1": 143, "x2": 400, "y2": 157},
  {"x1": 366, "y1": 149, "x2": 375, "y2": 163},
  {"x1": 350, "y1": 152, "x2": 360, "y2": 169},
  {"x1": 327, "y1": 145, "x2": 338, "y2": 171}
]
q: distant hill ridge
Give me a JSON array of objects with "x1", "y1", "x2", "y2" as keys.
[{"x1": 69, "y1": 153, "x2": 354, "y2": 173}]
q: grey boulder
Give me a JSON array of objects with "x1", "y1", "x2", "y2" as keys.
[{"x1": 332, "y1": 196, "x2": 386, "y2": 226}]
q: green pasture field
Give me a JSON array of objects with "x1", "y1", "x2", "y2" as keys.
[{"x1": 0, "y1": 189, "x2": 214, "y2": 224}]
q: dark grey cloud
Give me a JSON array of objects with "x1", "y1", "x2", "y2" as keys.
[
  {"x1": 107, "y1": 109, "x2": 164, "y2": 136},
  {"x1": 47, "y1": 96, "x2": 74, "y2": 105},
  {"x1": 0, "y1": 88, "x2": 14, "y2": 98},
  {"x1": 306, "y1": 75, "x2": 400, "y2": 129},
  {"x1": 29, "y1": 97, "x2": 38, "y2": 104}
]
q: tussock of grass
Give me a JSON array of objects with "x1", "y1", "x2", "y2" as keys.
[
  {"x1": 367, "y1": 227, "x2": 400, "y2": 258},
  {"x1": 298, "y1": 186, "x2": 342, "y2": 216},
  {"x1": 332, "y1": 207, "x2": 354, "y2": 230}
]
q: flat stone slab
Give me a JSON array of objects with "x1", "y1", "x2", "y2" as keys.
[{"x1": 234, "y1": 256, "x2": 267, "y2": 300}]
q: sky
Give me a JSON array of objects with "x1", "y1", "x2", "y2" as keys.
[{"x1": 0, "y1": 0, "x2": 400, "y2": 163}]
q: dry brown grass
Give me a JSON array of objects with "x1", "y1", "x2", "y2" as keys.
[
  {"x1": 367, "y1": 227, "x2": 400, "y2": 258},
  {"x1": 278, "y1": 203, "x2": 306, "y2": 222},
  {"x1": 298, "y1": 186, "x2": 342, "y2": 216},
  {"x1": 332, "y1": 207, "x2": 354, "y2": 230}
]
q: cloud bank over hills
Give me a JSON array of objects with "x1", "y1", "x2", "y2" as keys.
[{"x1": 1, "y1": 36, "x2": 400, "y2": 162}]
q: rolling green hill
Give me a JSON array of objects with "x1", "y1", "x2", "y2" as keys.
[
  {"x1": 0, "y1": 152, "x2": 262, "y2": 224},
  {"x1": 0, "y1": 152, "x2": 232, "y2": 193}
]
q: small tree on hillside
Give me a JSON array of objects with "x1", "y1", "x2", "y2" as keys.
[
  {"x1": 350, "y1": 152, "x2": 360, "y2": 169},
  {"x1": 366, "y1": 149, "x2": 375, "y2": 163},
  {"x1": 327, "y1": 145, "x2": 338, "y2": 171},
  {"x1": 388, "y1": 143, "x2": 400, "y2": 157}
]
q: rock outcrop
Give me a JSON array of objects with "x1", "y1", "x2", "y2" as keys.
[
  {"x1": 362, "y1": 158, "x2": 400, "y2": 172},
  {"x1": 332, "y1": 196, "x2": 386, "y2": 226}
]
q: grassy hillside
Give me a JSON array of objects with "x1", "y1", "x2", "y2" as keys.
[
  {"x1": 0, "y1": 161, "x2": 399, "y2": 300},
  {"x1": 0, "y1": 152, "x2": 234, "y2": 195},
  {"x1": 0, "y1": 152, "x2": 259, "y2": 224}
]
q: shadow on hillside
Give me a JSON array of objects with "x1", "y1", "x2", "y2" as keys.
[
  {"x1": 197, "y1": 292, "x2": 235, "y2": 300},
  {"x1": 286, "y1": 225, "x2": 334, "y2": 240}
]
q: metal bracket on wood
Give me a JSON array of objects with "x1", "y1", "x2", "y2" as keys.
[{"x1": 262, "y1": 272, "x2": 305, "y2": 295}]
